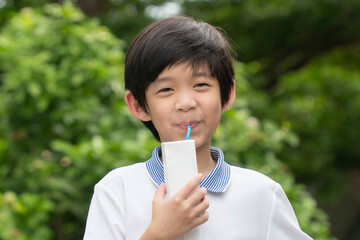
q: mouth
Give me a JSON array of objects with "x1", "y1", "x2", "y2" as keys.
[{"x1": 177, "y1": 122, "x2": 199, "y2": 130}]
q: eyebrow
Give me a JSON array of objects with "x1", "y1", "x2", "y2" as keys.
[
  {"x1": 154, "y1": 69, "x2": 213, "y2": 84},
  {"x1": 193, "y1": 71, "x2": 210, "y2": 78},
  {"x1": 156, "y1": 71, "x2": 211, "y2": 80},
  {"x1": 153, "y1": 76, "x2": 171, "y2": 84}
]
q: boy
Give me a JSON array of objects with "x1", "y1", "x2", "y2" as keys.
[{"x1": 84, "y1": 16, "x2": 312, "y2": 240}]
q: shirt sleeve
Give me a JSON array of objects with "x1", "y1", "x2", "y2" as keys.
[
  {"x1": 266, "y1": 184, "x2": 313, "y2": 240},
  {"x1": 83, "y1": 179, "x2": 126, "y2": 240}
]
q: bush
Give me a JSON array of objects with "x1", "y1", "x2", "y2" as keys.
[
  {"x1": 243, "y1": 46, "x2": 360, "y2": 202},
  {"x1": 0, "y1": 1, "x2": 156, "y2": 238}
]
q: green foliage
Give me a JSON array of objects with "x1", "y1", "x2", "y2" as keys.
[
  {"x1": 0, "y1": 1, "x2": 156, "y2": 238},
  {"x1": 245, "y1": 46, "x2": 360, "y2": 201},
  {"x1": 182, "y1": 0, "x2": 360, "y2": 88},
  {"x1": 0, "y1": 192, "x2": 54, "y2": 240},
  {"x1": 0, "y1": 1, "x2": 334, "y2": 239}
]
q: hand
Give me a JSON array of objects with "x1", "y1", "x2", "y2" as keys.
[{"x1": 141, "y1": 174, "x2": 209, "y2": 240}]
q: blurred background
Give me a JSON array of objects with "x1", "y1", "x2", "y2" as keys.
[{"x1": 0, "y1": 0, "x2": 359, "y2": 239}]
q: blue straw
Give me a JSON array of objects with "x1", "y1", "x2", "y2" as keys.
[{"x1": 186, "y1": 124, "x2": 191, "y2": 140}]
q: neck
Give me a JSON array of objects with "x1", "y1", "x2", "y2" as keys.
[{"x1": 195, "y1": 144, "x2": 216, "y2": 176}]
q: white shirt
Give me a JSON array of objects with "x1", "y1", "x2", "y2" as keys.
[{"x1": 84, "y1": 147, "x2": 313, "y2": 240}]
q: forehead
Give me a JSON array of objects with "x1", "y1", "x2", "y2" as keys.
[{"x1": 157, "y1": 61, "x2": 211, "y2": 79}]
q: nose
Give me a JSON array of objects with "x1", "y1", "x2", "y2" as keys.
[{"x1": 175, "y1": 91, "x2": 197, "y2": 112}]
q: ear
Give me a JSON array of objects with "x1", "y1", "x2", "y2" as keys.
[
  {"x1": 221, "y1": 81, "x2": 236, "y2": 112},
  {"x1": 125, "y1": 90, "x2": 151, "y2": 122}
]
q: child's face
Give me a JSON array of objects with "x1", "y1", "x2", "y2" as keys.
[{"x1": 143, "y1": 63, "x2": 228, "y2": 150}]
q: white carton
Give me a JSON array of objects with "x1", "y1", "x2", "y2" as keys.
[{"x1": 161, "y1": 139, "x2": 203, "y2": 240}]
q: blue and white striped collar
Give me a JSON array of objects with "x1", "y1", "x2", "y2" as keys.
[{"x1": 145, "y1": 146, "x2": 231, "y2": 192}]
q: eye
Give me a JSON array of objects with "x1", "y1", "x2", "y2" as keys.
[
  {"x1": 157, "y1": 88, "x2": 173, "y2": 93},
  {"x1": 194, "y1": 83, "x2": 210, "y2": 88}
]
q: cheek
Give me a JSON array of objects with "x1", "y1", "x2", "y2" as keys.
[
  {"x1": 204, "y1": 95, "x2": 222, "y2": 113},
  {"x1": 148, "y1": 102, "x2": 171, "y2": 125}
]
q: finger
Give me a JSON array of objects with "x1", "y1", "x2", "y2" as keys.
[
  {"x1": 153, "y1": 182, "x2": 166, "y2": 203},
  {"x1": 192, "y1": 211, "x2": 209, "y2": 228},
  {"x1": 187, "y1": 187, "x2": 207, "y2": 207},
  {"x1": 192, "y1": 196, "x2": 210, "y2": 216},
  {"x1": 176, "y1": 174, "x2": 203, "y2": 199}
]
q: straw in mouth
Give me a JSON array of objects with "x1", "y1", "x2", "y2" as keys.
[{"x1": 185, "y1": 124, "x2": 191, "y2": 140}]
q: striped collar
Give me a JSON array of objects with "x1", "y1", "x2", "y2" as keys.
[{"x1": 145, "y1": 146, "x2": 231, "y2": 192}]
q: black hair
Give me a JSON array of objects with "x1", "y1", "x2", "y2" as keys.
[{"x1": 125, "y1": 16, "x2": 235, "y2": 141}]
